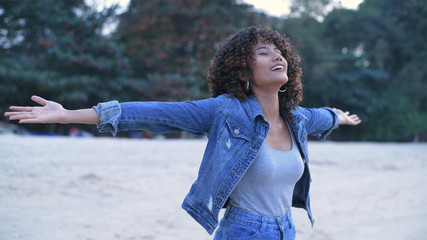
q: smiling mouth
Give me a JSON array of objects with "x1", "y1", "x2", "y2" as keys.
[{"x1": 271, "y1": 65, "x2": 284, "y2": 71}]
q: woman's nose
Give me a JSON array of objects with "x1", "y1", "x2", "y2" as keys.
[{"x1": 273, "y1": 52, "x2": 283, "y2": 61}]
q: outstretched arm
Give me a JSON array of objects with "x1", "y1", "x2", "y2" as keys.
[
  {"x1": 4, "y1": 95, "x2": 100, "y2": 125},
  {"x1": 333, "y1": 108, "x2": 361, "y2": 125}
]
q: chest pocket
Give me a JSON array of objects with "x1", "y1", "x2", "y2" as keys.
[{"x1": 225, "y1": 117, "x2": 251, "y2": 142}]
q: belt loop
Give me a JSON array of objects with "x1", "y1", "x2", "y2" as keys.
[
  {"x1": 260, "y1": 216, "x2": 267, "y2": 232},
  {"x1": 286, "y1": 210, "x2": 293, "y2": 228},
  {"x1": 224, "y1": 205, "x2": 232, "y2": 219}
]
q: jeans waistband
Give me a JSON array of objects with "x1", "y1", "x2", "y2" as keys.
[{"x1": 224, "y1": 204, "x2": 293, "y2": 231}]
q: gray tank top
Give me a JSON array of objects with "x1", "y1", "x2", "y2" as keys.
[{"x1": 229, "y1": 125, "x2": 304, "y2": 217}]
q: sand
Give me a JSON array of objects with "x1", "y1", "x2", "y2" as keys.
[{"x1": 0, "y1": 133, "x2": 426, "y2": 240}]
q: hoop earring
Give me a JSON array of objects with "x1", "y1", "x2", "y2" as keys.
[
  {"x1": 246, "y1": 81, "x2": 250, "y2": 92},
  {"x1": 279, "y1": 87, "x2": 287, "y2": 93}
]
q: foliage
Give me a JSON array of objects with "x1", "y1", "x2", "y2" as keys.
[
  {"x1": 289, "y1": 0, "x2": 334, "y2": 19},
  {"x1": 324, "y1": 0, "x2": 427, "y2": 141},
  {"x1": 0, "y1": 0, "x2": 134, "y2": 112},
  {"x1": 1, "y1": 0, "x2": 425, "y2": 141},
  {"x1": 278, "y1": 0, "x2": 427, "y2": 141},
  {"x1": 114, "y1": 0, "x2": 270, "y2": 100}
]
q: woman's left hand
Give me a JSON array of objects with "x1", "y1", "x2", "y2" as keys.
[{"x1": 333, "y1": 108, "x2": 362, "y2": 125}]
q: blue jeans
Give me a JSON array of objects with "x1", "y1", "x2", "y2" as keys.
[{"x1": 213, "y1": 205, "x2": 296, "y2": 240}]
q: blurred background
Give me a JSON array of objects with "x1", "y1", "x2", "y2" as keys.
[{"x1": 0, "y1": 0, "x2": 426, "y2": 142}]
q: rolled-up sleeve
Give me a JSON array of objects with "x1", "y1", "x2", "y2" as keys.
[
  {"x1": 93, "y1": 100, "x2": 121, "y2": 136},
  {"x1": 91, "y1": 95, "x2": 226, "y2": 137}
]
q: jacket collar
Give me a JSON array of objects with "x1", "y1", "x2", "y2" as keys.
[
  {"x1": 242, "y1": 95, "x2": 264, "y2": 122},
  {"x1": 241, "y1": 95, "x2": 307, "y2": 124}
]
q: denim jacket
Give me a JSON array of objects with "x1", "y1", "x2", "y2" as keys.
[{"x1": 93, "y1": 94, "x2": 339, "y2": 235}]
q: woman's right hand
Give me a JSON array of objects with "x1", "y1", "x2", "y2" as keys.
[{"x1": 4, "y1": 95, "x2": 66, "y2": 124}]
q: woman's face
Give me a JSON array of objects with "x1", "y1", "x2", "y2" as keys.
[{"x1": 249, "y1": 41, "x2": 288, "y2": 93}]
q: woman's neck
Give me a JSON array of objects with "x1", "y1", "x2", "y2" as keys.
[{"x1": 253, "y1": 92, "x2": 281, "y2": 123}]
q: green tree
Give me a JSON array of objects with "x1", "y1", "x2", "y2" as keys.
[
  {"x1": 115, "y1": 0, "x2": 270, "y2": 101},
  {"x1": 0, "y1": 0, "x2": 135, "y2": 133},
  {"x1": 289, "y1": 0, "x2": 334, "y2": 19},
  {"x1": 0, "y1": 0, "x2": 136, "y2": 106},
  {"x1": 319, "y1": 0, "x2": 427, "y2": 141},
  {"x1": 278, "y1": 0, "x2": 426, "y2": 141}
]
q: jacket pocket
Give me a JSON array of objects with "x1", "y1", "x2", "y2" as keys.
[{"x1": 225, "y1": 117, "x2": 251, "y2": 141}]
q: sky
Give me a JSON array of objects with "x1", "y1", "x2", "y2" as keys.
[
  {"x1": 243, "y1": 0, "x2": 363, "y2": 16},
  {"x1": 88, "y1": 0, "x2": 363, "y2": 16}
]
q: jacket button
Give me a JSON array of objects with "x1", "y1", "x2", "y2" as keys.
[{"x1": 234, "y1": 128, "x2": 240, "y2": 135}]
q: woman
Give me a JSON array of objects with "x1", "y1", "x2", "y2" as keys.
[{"x1": 4, "y1": 27, "x2": 361, "y2": 239}]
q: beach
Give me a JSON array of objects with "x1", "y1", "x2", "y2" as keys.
[{"x1": 0, "y1": 134, "x2": 426, "y2": 240}]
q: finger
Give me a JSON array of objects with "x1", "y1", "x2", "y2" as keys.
[
  {"x1": 350, "y1": 117, "x2": 360, "y2": 122},
  {"x1": 351, "y1": 117, "x2": 362, "y2": 124},
  {"x1": 19, "y1": 119, "x2": 42, "y2": 124},
  {"x1": 4, "y1": 111, "x2": 30, "y2": 117},
  {"x1": 9, "y1": 113, "x2": 35, "y2": 120},
  {"x1": 8, "y1": 106, "x2": 34, "y2": 112},
  {"x1": 352, "y1": 115, "x2": 360, "y2": 121},
  {"x1": 31, "y1": 95, "x2": 48, "y2": 106},
  {"x1": 353, "y1": 120, "x2": 362, "y2": 125}
]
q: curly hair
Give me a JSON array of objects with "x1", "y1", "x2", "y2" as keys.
[{"x1": 207, "y1": 26, "x2": 303, "y2": 122}]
